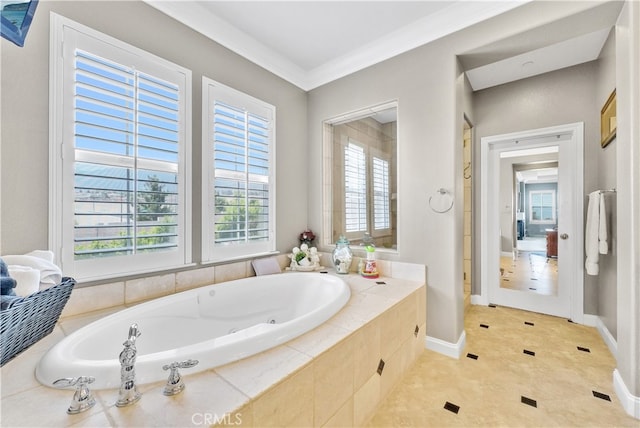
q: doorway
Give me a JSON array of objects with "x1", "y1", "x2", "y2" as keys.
[
  {"x1": 504, "y1": 162, "x2": 559, "y2": 296},
  {"x1": 480, "y1": 123, "x2": 585, "y2": 321}
]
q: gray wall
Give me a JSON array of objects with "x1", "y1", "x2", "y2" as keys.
[
  {"x1": 0, "y1": 1, "x2": 308, "y2": 261},
  {"x1": 594, "y1": 29, "x2": 618, "y2": 340},
  {"x1": 473, "y1": 61, "x2": 600, "y2": 314}
]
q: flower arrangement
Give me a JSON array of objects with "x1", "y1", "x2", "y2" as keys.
[
  {"x1": 299, "y1": 229, "x2": 316, "y2": 246},
  {"x1": 287, "y1": 243, "x2": 321, "y2": 272}
]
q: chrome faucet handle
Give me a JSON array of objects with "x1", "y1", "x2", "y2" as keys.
[
  {"x1": 53, "y1": 376, "x2": 96, "y2": 414},
  {"x1": 124, "y1": 323, "x2": 141, "y2": 346},
  {"x1": 162, "y1": 359, "x2": 199, "y2": 396}
]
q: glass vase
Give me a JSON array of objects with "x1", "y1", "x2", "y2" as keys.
[{"x1": 332, "y1": 235, "x2": 353, "y2": 274}]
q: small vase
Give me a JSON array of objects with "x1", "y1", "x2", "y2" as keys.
[{"x1": 332, "y1": 235, "x2": 353, "y2": 274}]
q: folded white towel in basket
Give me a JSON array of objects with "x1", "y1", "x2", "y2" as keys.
[
  {"x1": 2, "y1": 251, "x2": 62, "y2": 289},
  {"x1": 7, "y1": 265, "x2": 40, "y2": 296}
]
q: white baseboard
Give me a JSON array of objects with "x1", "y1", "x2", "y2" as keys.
[
  {"x1": 595, "y1": 317, "x2": 618, "y2": 358},
  {"x1": 425, "y1": 330, "x2": 466, "y2": 359},
  {"x1": 471, "y1": 294, "x2": 488, "y2": 306},
  {"x1": 613, "y1": 369, "x2": 640, "y2": 420},
  {"x1": 582, "y1": 314, "x2": 598, "y2": 327}
]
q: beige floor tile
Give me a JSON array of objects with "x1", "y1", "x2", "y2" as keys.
[{"x1": 366, "y1": 304, "x2": 638, "y2": 427}]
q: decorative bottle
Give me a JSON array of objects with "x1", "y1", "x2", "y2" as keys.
[
  {"x1": 332, "y1": 235, "x2": 353, "y2": 274},
  {"x1": 361, "y1": 245, "x2": 379, "y2": 279}
]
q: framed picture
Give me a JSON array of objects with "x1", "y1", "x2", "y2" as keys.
[
  {"x1": 1, "y1": 0, "x2": 39, "y2": 47},
  {"x1": 600, "y1": 89, "x2": 616, "y2": 148}
]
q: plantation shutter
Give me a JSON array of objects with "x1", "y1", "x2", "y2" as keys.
[
  {"x1": 52, "y1": 15, "x2": 191, "y2": 281},
  {"x1": 212, "y1": 101, "x2": 270, "y2": 245},
  {"x1": 73, "y1": 50, "x2": 180, "y2": 259},
  {"x1": 344, "y1": 141, "x2": 367, "y2": 233},
  {"x1": 202, "y1": 77, "x2": 275, "y2": 262},
  {"x1": 372, "y1": 156, "x2": 390, "y2": 231}
]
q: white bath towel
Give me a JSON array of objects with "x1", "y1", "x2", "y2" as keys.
[
  {"x1": 7, "y1": 265, "x2": 40, "y2": 296},
  {"x1": 585, "y1": 191, "x2": 609, "y2": 275},
  {"x1": 598, "y1": 192, "x2": 608, "y2": 254},
  {"x1": 27, "y1": 250, "x2": 55, "y2": 263},
  {"x1": 1, "y1": 252, "x2": 62, "y2": 288}
]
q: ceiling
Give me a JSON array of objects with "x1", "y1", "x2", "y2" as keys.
[
  {"x1": 145, "y1": 1, "x2": 622, "y2": 91},
  {"x1": 516, "y1": 168, "x2": 558, "y2": 184}
]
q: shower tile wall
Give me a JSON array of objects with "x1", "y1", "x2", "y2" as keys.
[{"x1": 463, "y1": 126, "x2": 472, "y2": 297}]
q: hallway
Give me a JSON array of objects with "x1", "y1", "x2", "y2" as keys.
[{"x1": 367, "y1": 304, "x2": 636, "y2": 427}]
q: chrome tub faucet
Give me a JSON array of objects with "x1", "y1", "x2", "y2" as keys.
[{"x1": 115, "y1": 323, "x2": 142, "y2": 407}]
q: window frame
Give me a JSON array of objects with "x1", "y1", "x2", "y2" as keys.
[
  {"x1": 201, "y1": 77, "x2": 276, "y2": 263},
  {"x1": 528, "y1": 189, "x2": 556, "y2": 224},
  {"x1": 49, "y1": 13, "x2": 192, "y2": 282}
]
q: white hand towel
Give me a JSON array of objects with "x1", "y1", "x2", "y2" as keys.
[
  {"x1": 598, "y1": 192, "x2": 608, "y2": 254},
  {"x1": 1, "y1": 254, "x2": 62, "y2": 287},
  {"x1": 585, "y1": 191, "x2": 600, "y2": 275},
  {"x1": 7, "y1": 265, "x2": 40, "y2": 296}
]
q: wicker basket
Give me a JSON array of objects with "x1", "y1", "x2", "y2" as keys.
[{"x1": 1, "y1": 277, "x2": 75, "y2": 366}]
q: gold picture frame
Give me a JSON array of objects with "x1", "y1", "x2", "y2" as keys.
[{"x1": 600, "y1": 89, "x2": 616, "y2": 148}]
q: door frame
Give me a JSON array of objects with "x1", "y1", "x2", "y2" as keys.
[{"x1": 479, "y1": 122, "x2": 585, "y2": 323}]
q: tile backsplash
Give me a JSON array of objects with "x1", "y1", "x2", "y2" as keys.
[{"x1": 61, "y1": 253, "x2": 425, "y2": 319}]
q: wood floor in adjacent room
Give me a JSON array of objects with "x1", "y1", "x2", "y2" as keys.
[
  {"x1": 500, "y1": 251, "x2": 558, "y2": 296},
  {"x1": 367, "y1": 304, "x2": 637, "y2": 427}
]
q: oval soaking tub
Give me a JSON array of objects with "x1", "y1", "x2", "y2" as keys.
[{"x1": 36, "y1": 272, "x2": 350, "y2": 389}]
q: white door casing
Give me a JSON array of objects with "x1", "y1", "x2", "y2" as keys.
[{"x1": 480, "y1": 123, "x2": 584, "y2": 322}]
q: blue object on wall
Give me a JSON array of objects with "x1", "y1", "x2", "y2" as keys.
[{"x1": 1, "y1": 0, "x2": 39, "y2": 47}]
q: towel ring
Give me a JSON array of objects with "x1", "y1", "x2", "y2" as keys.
[{"x1": 429, "y1": 188, "x2": 454, "y2": 213}]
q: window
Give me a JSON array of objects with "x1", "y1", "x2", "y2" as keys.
[
  {"x1": 202, "y1": 77, "x2": 275, "y2": 262},
  {"x1": 344, "y1": 142, "x2": 367, "y2": 233},
  {"x1": 529, "y1": 190, "x2": 556, "y2": 223},
  {"x1": 50, "y1": 14, "x2": 192, "y2": 281},
  {"x1": 372, "y1": 156, "x2": 390, "y2": 231},
  {"x1": 343, "y1": 139, "x2": 391, "y2": 239}
]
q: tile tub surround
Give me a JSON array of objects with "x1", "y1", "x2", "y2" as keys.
[
  {"x1": 0, "y1": 270, "x2": 426, "y2": 427},
  {"x1": 58, "y1": 253, "x2": 423, "y2": 318}
]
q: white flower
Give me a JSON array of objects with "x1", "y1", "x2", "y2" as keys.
[{"x1": 300, "y1": 243, "x2": 309, "y2": 252}]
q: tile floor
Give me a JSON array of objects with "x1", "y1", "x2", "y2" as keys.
[
  {"x1": 367, "y1": 304, "x2": 638, "y2": 427},
  {"x1": 501, "y1": 251, "x2": 558, "y2": 296}
]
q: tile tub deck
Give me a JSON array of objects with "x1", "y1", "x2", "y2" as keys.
[{"x1": 1, "y1": 271, "x2": 426, "y2": 427}]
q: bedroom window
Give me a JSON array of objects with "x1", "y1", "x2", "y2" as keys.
[
  {"x1": 201, "y1": 77, "x2": 276, "y2": 262},
  {"x1": 50, "y1": 14, "x2": 192, "y2": 281},
  {"x1": 529, "y1": 190, "x2": 556, "y2": 224}
]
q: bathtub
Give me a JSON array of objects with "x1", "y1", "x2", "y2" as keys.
[{"x1": 36, "y1": 272, "x2": 350, "y2": 390}]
